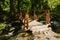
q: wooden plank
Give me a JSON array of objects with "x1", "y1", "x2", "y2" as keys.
[
  {"x1": 46, "y1": 10, "x2": 50, "y2": 24},
  {"x1": 34, "y1": 10, "x2": 37, "y2": 20},
  {"x1": 24, "y1": 10, "x2": 29, "y2": 29}
]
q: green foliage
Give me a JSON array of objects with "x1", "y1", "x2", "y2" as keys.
[
  {"x1": 0, "y1": 0, "x2": 10, "y2": 12},
  {"x1": 20, "y1": 0, "x2": 32, "y2": 10},
  {"x1": 0, "y1": 0, "x2": 60, "y2": 12},
  {"x1": 47, "y1": 0, "x2": 60, "y2": 10},
  {"x1": 3, "y1": 15, "x2": 8, "y2": 21},
  {"x1": 0, "y1": 0, "x2": 60, "y2": 22},
  {"x1": 0, "y1": 23, "x2": 6, "y2": 30}
]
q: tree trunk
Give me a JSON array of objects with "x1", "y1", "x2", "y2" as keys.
[
  {"x1": 10, "y1": 0, "x2": 17, "y2": 15},
  {"x1": 10, "y1": 0, "x2": 17, "y2": 21}
]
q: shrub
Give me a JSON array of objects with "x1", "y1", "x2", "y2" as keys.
[{"x1": 0, "y1": 23, "x2": 6, "y2": 30}]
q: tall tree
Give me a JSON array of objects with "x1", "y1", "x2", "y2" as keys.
[{"x1": 10, "y1": 0, "x2": 17, "y2": 21}]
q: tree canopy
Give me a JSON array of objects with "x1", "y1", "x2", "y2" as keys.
[{"x1": 0, "y1": 0, "x2": 60, "y2": 22}]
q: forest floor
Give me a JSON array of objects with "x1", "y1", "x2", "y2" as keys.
[
  {"x1": 0, "y1": 27, "x2": 60, "y2": 40},
  {"x1": 0, "y1": 20, "x2": 60, "y2": 40},
  {"x1": 8, "y1": 20, "x2": 60, "y2": 40},
  {"x1": 8, "y1": 31, "x2": 60, "y2": 40}
]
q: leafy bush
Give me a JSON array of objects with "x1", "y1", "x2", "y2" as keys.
[{"x1": 0, "y1": 23, "x2": 6, "y2": 30}]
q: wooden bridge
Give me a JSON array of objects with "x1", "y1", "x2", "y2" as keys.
[{"x1": 17, "y1": 9, "x2": 50, "y2": 29}]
